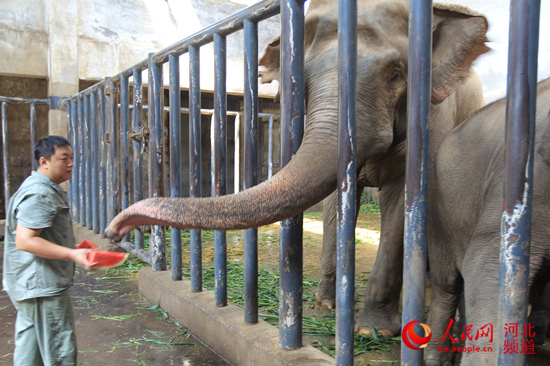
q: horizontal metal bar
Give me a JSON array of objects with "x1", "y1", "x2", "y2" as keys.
[
  {"x1": 0, "y1": 96, "x2": 49, "y2": 105},
  {"x1": 117, "y1": 241, "x2": 152, "y2": 265}
]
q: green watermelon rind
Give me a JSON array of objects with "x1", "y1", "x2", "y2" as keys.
[{"x1": 88, "y1": 250, "x2": 130, "y2": 269}]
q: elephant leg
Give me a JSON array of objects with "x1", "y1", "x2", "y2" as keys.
[
  {"x1": 528, "y1": 278, "x2": 550, "y2": 345},
  {"x1": 355, "y1": 182, "x2": 404, "y2": 337},
  {"x1": 315, "y1": 190, "x2": 339, "y2": 309}
]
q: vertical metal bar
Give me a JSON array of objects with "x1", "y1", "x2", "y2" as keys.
[
  {"x1": 132, "y1": 68, "x2": 145, "y2": 251},
  {"x1": 78, "y1": 96, "x2": 86, "y2": 225},
  {"x1": 66, "y1": 102, "x2": 72, "y2": 215},
  {"x1": 268, "y1": 115, "x2": 274, "y2": 179},
  {"x1": 120, "y1": 75, "x2": 131, "y2": 241},
  {"x1": 107, "y1": 78, "x2": 119, "y2": 222},
  {"x1": 243, "y1": 18, "x2": 259, "y2": 324},
  {"x1": 84, "y1": 94, "x2": 93, "y2": 230},
  {"x1": 104, "y1": 79, "x2": 113, "y2": 223},
  {"x1": 91, "y1": 91, "x2": 100, "y2": 234},
  {"x1": 234, "y1": 113, "x2": 240, "y2": 194},
  {"x1": 402, "y1": 0, "x2": 432, "y2": 365},
  {"x1": 497, "y1": 1, "x2": 540, "y2": 365},
  {"x1": 213, "y1": 33, "x2": 228, "y2": 307},
  {"x1": 70, "y1": 98, "x2": 80, "y2": 223},
  {"x1": 279, "y1": 0, "x2": 305, "y2": 350},
  {"x1": 98, "y1": 88, "x2": 107, "y2": 233},
  {"x1": 30, "y1": 104, "x2": 37, "y2": 172},
  {"x1": 169, "y1": 54, "x2": 183, "y2": 281},
  {"x1": 148, "y1": 54, "x2": 167, "y2": 271},
  {"x1": 189, "y1": 45, "x2": 203, "y2": 292},
  {"x1": 2, "y1": 102, "x2": 10, "y2": 212},
  {"x1": 335, "y1": 0, "x2": 357, "y2": 363}
]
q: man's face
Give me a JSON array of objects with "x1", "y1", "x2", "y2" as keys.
[{"x1": 38, "y1": 146, "x2": 74, "y2": 185}]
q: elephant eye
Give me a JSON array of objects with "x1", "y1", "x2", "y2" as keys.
[{"x1": 389, "y1": 70, "x2": 400, "y2": 83}]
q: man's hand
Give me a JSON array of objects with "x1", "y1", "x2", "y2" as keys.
[{"x1": 70, "y1": 248, "x2": 99, "y2": 271}]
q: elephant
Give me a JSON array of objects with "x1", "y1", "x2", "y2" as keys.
[
  {"x1": 425, "y1": 77, "x2": 550, "y2": 366},
  {"x1": 104, "y1": 0, "x2": 489, "y2": 337}
]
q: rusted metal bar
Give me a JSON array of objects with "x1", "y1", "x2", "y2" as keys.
[
  {"x1": 402, "y1": 0, "x2": 433, "y2": 365},
  {"x1": 213, "y1": 33, "x2": 228, "y2": 307},
  {"x1": 90, "y1": 91, "x2": 100, "y2": 234},
  {"x1": 243, "y1": 18, "x2": 259, "y2": 324},
  {"x1": 335, "y1": 0, "x2": 357, "y2": 363},
  {"x1": 278, "y1": 0, "x2": 305, "y2": 351},
  {"x1": 78, "y1": 97, "x2": 86, "y2": 226},
  {"x1": 70, "y1": 98, "x2": 80, "y2": 222},
  {"x1": 29, "y1": 104, "x2": 37, "y2": 172},
  {"x1": 120, "y1": 75, "x2": 131, "y2": 243},
  {"x1": 84, "y1": 94, "x2": 93, "y2": 230},
  {"x1": 98, "y1": 88, "x2": 107, "y2": 233},
  {"x1": 189, "y1": 44, "x2": 203, "y2": 292},
  {"x1": 497, "y1": 1, "x2": 541, "y2": 365},
  {"x1": 148, "y1": 54, "x2": 167, "y2": 272},
  {"x1": 2, "y1": 102, "x2": 10, "y2": 212},
  {"x1": 132, "y1": 68, "x2": 145, "y2": 251},
  {"x1": 169, "y1": 54, "x2": 183, "y2": 281}
]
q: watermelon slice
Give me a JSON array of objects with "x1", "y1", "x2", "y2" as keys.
[
  {"x1": 77, "y1": 239, "x2": 101, "y2": 250},
  {"x1": 88, "y1": 250, "x2": 129, "y2": 269}
]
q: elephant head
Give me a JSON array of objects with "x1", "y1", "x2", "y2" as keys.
[{"x1": 105, "y1": 0, "x2": 489, "y2": 241}]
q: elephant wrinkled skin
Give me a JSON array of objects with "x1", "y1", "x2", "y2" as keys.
[
  {"x1": 105, "y1": 0, "x2": 488, "y2": 338},
  {"x1": 425, "y1": 78, "x2": 550, "y2": 366}
]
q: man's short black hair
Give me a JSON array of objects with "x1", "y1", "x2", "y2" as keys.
[{"x1": 34, "y1": 135, "x2": 72, "y2": 169}]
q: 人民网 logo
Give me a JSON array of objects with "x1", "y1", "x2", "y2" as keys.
[{"x1": 402, "y1": 321, "x2": 432, "y2": 350}]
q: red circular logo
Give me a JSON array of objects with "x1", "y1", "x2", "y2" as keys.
[{"x1": 402, "y1": 321, "x2": 432, "y2": 350}]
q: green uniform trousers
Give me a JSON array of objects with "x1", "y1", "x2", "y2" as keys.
[{"x1": 10, "y1": 289, "x2": 77, "y2": 366}]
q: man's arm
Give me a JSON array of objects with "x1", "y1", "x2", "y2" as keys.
[{"x1": 15, "y1": 225, "x2": 97, "y2": 271}]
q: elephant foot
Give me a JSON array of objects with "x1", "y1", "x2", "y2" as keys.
[
  {"x1": 315, "y1": 276, "x2": 336, "y2": 309},
  {"x1": 528, "y1": 309, "x2": 549, "y2": 345},
  {"x1": 354, "y1": 304, "x2": 401, "y2": 337}
]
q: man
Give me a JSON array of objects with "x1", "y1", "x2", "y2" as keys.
[{"x1": 2, "y1": 135, "x2": 96, "y2": 365}]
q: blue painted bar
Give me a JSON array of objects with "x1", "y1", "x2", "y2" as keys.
[
  {"x1": 243, "y1": 19, "x2": 259, "y2": 324},
  {"x1": 148, "y1": 54, "x2": 167, "y2": 272},
  {"x1": 2, "y1": 102, "x2": 10, "y2": 212},
  {"x1": 132, "y1": 68, "x2": 145, "y2": 251},
  {"x1": 402, "y1": 0, "x2": 433, "y2": 364},
  {"x1": 189, "y1": 45, "x2": 203, "y2": 292},
  {"x1": 70, "y1": 98, "x2": 80, "y2": 223},
  {"x1": 90, "y1": 91, "x2": 100, "y2": 234},
  {"x1": 107, "y1": 78, "x2": 119, "y2": 222},
  {"x1": 84, "y1": 94, "x2": 93, "y2": 230},
  {"x1": 213, "y1": 33, "x2": 228, "y2": 307},
  {"x1": 169, "y1": 54, "x2": 183, "y2": 281},
  {"x1": 120, "y1": 75, "x2": 131, "y2": 242},
  {"x1": 278, "y1": 0, "x2": 305, "y2": 350},
  {"x1": 29, "y1": 104, "x2": 37, "y2": 172},
  {"x1": 98, "y1": 88, "x2": 107, "y2": 233},
  {"x1": 335, "y1": 0, "x2": 357, "y2": 363},
  {"x1": 66, "y1": 102, "x2": 73, "y2": 215},
  {"x1": 497, "y1": 1, "x2": 540, "y2": 365},
  {"x1": 78, "y1": 97, "x2": 86, "y2": 225},
  {"x1": 268, "y1": 116, "x2": 274, "y2": 179},
  {"x1": 104, "y1": 78, "x2": 113, "y2": 223}
]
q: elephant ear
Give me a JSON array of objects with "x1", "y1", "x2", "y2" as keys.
[
  {"x1": 259, "y1": 36, "x2": 281, "y2": 84},
  {"x1": 431, "y1": 3, "x2": 490, "y2": 104}
]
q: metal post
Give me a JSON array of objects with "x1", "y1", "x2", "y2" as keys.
[
  {"x1": 84, "y1": 94, "x2": 93, "y2": 230},
  {"x1": 189, "y1": 44, "x2": 203, "y2": 292},
  {"x1": 30, "y1": 104, "x2": 37, "y2": 172},
  {"x1": 70, "y1": 98, "x2": 80, "y2": 223},
  {"x1": 104, "y1": 78, "x2": 113, "y2": 222},
  {"x1": 335, "y1": 0, "x2": 357, "y2": 363},
  {"x1": 107, "y1": 78, "x2": 119, "y2": 222},
  {"x1": 66, "y1": 102, "x2": 72, "y2": 214},
  {"x1": 148, "y1": 54, "x2": 167, "y2": 271},
  {"x1": 98, "y1": 88, "x2": 107, "y2": 233},
  {"x1": 243, "y1": 18, "x2": 259, "y2": 324},
  {"x1": 169, "y1": 54, "x2": 183, "y2": 281},
  {"x1": 402, "y1": 0, "x2": 432, "y2": 364},
  {"x1": 279, "y1": 0, "x2": 305, "y2": 350},
  {"x1": 78, "y1": 96, "x2": 86, "y2": 225},
  {"x1": 120, "y1": 75, "x2": 131, "y2": 242},
  {"x1": 268, "y1": 115, "x2": 274, "y2": 179},
  {"x1": 2, "y1": 102, "x2": 10, "y2": 212},
  {"x1": 132, "y1": 68, "x2": 144, "y2": 250},
  {"x1": 91, "y1": 91, "x2": 100, "y2": 234},
  {"x1": 213, "y1": 33, "x2": 228, "y2": 307},
  {"x1": 497, "y1": 1, "x2": 540, "y2": 365}
]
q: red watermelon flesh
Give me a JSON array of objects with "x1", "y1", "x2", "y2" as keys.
[
  {"x1": 88, "y1": 250, "x2": 129, "y2": 269},
  {"x1": 77, "y1": 239, "x2": 101, "y2": 250}
]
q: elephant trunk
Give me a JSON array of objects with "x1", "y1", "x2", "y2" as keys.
[{"x1": 105, "y1": 137, "x2": 338, "y2": 241}]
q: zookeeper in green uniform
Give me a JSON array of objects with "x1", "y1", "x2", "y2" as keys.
[{"x1": 2, "y1": 135, "x2": 97, "y2": 366}]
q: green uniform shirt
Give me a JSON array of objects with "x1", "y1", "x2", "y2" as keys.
[{"x1": 2, "y1": 171, "x2": 75, "y2": 301}]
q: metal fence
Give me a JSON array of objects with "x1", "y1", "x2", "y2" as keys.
[{"x1": 0, "y1": 0, "x2": 542, "y2": 365}]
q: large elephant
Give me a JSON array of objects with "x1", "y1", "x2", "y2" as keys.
[
  {"x1": 425, "y1": 78, "x2": 550, "y2": 365},
  {"x1": 104, "y1": 0, "x2": 488, "y2": 336}
]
